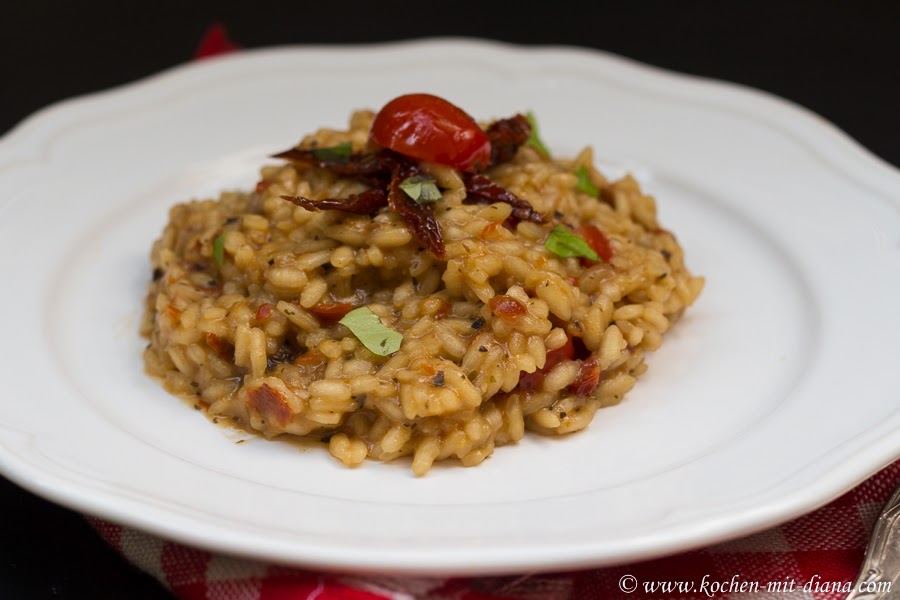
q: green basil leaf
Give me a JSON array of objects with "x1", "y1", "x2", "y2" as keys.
[
  {"x1": 545, "y1": 225, "x2": 601, "y2": 262},
  {"x1": 399, "y1": 175, "x2": 442, "y2": 204},
  {"x1": 312, "y1": 142, "x2": 353, "y2": 162},
  {"x1": 213, "y1": 231, "x2": 225, "y2": 267},
  {"x1": 575, "y1": 165, "x2": 599, "y2": 197},
  {"x1": 339, "y1": 307, "x2": 403, "y2": 356},
  {"x1": 525, "y1": 111, "x2": 550, "y2": 157}
]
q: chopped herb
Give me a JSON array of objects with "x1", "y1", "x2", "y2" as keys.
[
  {"x1": 312, "y1": 142, "x2": 353, "y2": 162},
  {"x1": 433, "y1": 371, "x2": 445, "y2": 387},
  {"x1": 575, "y1": 165, "x2": 599, "y2": 197},
  {"x1": 525, "y1": 111, "x2": 550, "y2": 157},
  {"x1": 544, "y1": 226, "x2": 601, "y2": 262},
  {"x1": 213, "y1": 231, "x2": 225, "y2": 266},
  {"x1": 471, "y1": 316, "x2": 485, "y2": 330},
  {"x1": 399, "y1": 175, "x2": 442, "y2": 204},
  {"x1": 339, "y1": 307, "x2": 403, "y2": 356}
]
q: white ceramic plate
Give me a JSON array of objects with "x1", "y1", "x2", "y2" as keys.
[{"x1": 1, "y1": 39, "x2": 899, "y2": 575}]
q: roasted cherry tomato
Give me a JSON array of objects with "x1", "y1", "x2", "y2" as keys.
[{"x1": 369, "y1": 93, "x2": 491, "y2": 172}]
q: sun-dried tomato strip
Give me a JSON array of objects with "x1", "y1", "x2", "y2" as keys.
[
  {"x1": 272, "y1": 147, "x2": 394, "y2": 186},
  {"x1": 281, "y1": 189, "x2": 388, "y2": 214},
  {"x1": 205, "y1": 332, "x2": 233, "y2": 358},
  {"x1": 308, "y1": 303, "x2": 354, "y2": 323},
  {"x1": 246, "y1": 383, "x2": 292, "y2": 426},
  {"x1": 577, "y1": 224, "x2": 614, "y2": 263},
  {"x1": 485, "y1": 114, "x2": 531, "y2": 166},
  {"x1": 255, "y1": 303, "x2": 273, "y2": 321},
  {"x1": 388, "y1": 160, "x2": 446, "y2": 259},
  {"x1": 517, "y1": 336, "x2": 574, "y2": 393},
  {"x1": 570, "y1": 358, "x2": 602, "y2": 397},
  {"x1": 462, "y1": 173, "x2": 545, "y2": 224},
  {"x1": 489, "y1": 295, "x2": 527, "y2": 320}
]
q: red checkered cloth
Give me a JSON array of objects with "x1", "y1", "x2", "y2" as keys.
[{"x1": 89, "y1": 25, "x2": 899, "y2": 600}]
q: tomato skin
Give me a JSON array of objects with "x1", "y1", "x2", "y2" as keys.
[
  {"x1": 516, "y1": 336, "x2": 575, "y2": 393},
  {"x1": 570, "y1": 358, "x2": 601, "y2": 396},
  {"x1": 370, "y1": 94, "x2": 491, "y2": 172},
  {"x1": 489, "y1": 295, "x2": 528, "y2": 321},
  {"x1": 577, "y1": 224, "x2": 614, "y2": 263},
  {"x1": 308, "y1": 303, "x2": 354, "y2": 323}
]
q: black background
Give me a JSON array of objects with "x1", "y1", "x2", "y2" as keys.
[{"x1": 2, "y1": 2, "x2": 899, "y2": 598}]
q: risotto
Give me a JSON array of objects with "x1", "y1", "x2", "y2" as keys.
[{"x1": 141, "y1": 94, "x2": 704, "y2": 475}]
